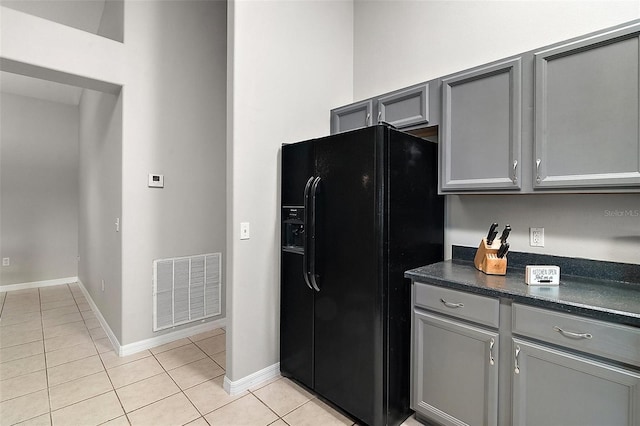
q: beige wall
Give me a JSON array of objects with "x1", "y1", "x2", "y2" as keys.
[
  {"x1": 78, "y1": 89, "x2": 123, "y2": 340},
  {"x1": 226, "y1": 0, "x2": 354, "y2": 381},
  {"x1": 353, "y1": 0, "x2": 640, "y2": 100},
  {"x1": 353, "y1": 0, "x2": 640, "y2": 264},
  {"x1": 1, "y1": 1, "x2": 227, "y2": 346},
  {"x1": 0, "y1": 93, "x2": 79, "y2": 285},
  {"x1": 120, "y1": 0, "x2": 227, "y2": 345}
]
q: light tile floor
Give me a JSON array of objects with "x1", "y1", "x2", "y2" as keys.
[{"x1": 0, "y1": 284, "x2": 422, "y2": 426}]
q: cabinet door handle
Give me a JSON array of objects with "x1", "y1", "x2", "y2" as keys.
[
  {"x1": 377, "y1": 111, "x2": 382, "y2": 124},
  {"x1": 489, "y1": 338, "x2": 495, "y2": 366},
  {"x1": 366, "y1": 113, "x2": 371, "y2": 126},
  {"x1": 553, "y1": 326, "x2": 593, "y2": 340},
  {"x1": 440, "y1": 298, "x2": 464, "y2": 308},
  {"x1": 536, "y1": 159, "x2": 542, "y2": 183},
  {"x1": 512, "y1": 160, "x2": 518, "y2": 184},
  {"x1": 514, "y1": 345, "x2": 521, "y2": 374}
]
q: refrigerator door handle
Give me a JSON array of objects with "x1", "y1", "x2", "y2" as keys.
[
  {"x1": 309, "y1": 176, "x2": 321, "y2": 292},
  {"x1": 302, "y1": 176, "x2": 315, "y2": 290}
]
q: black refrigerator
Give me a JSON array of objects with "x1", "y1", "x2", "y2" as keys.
[{"x1": 280, "y1": 125, "x2": 443, "y2": 426}]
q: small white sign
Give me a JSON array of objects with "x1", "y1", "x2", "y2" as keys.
[{"x1": 525, "y1": 265, "x2": 560, "y2": 285}]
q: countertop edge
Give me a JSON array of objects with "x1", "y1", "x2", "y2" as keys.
[{"x1": 405, "y1": 261, "x2": 640, "y2": 328}]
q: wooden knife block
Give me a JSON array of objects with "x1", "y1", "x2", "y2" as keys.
[{"x1": 474, "y1": 239, "x2": 507, "y2": 275}]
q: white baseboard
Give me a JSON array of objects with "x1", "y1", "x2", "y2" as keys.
[
  {"x1": 119, "y1": 317, "x2": 227, "y2": 357},
  {"x1": 224, "y1": 363, "x2": 281, "y2": 395},
  {"x1": 76, "y1": 280, "x2": 121, "y2": 355},
  {"x1": 0, "y1": 276, "x2": 79, "y2": 293},
  {"x1": 76, "y1": 280, "x2": 226, "y2": 357}
]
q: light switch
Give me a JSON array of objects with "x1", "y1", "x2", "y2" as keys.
[{"x1": 240, "y1": 222, "x2": 250, "y2": 240}]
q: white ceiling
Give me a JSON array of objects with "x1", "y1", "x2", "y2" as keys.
[{"x1": 0, "y1": 0, "x2": 107, "y2": 106}]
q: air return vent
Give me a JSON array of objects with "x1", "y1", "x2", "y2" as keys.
[{"x1": 153, "y1": 253, "x2": 221, "y2": 332}]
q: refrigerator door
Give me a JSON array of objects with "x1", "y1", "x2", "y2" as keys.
[
  {"x1": 280, "y1": 250, "x2": 314, "y2": 388},
  {"x1": 386, "y1": 129, "x2": 443, "y2": 425},
  {"x1": 280, "y1": 140, "x2": 315, "y2": 389},
  {"x1": 282, "y1": 140, "x2": 314, "y2": 207},
  {"x1": 312, "y1": 127, "x2": 385, "y2": 426}
]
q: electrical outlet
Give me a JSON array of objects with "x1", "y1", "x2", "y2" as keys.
[
  {"x1": 530, "y1": 227, "x2": 544, "y2": 247},
  {"x1": 2, "y1": 258, "x2": 9, "y2": 266}
]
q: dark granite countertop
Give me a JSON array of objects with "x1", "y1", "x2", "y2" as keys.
[{"x1": 405, "y1": 259, "x2": 640, "y2": 327}]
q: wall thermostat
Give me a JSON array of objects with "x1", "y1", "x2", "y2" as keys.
[
  {"x1": 525, "y1": 265, "x2": 560, "y2": 285},
  {"x1": 148, "y1": 174, "x2": 164, "y2": 188}
]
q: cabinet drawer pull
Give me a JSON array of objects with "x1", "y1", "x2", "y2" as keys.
[
  {"x1": 553, "y1": 326, "x2": 593, "y2": 340},
  {"x1": 489, "y1": 338, "x2": 495, "y2": 366},
  {"x1": 440, "y1": 298, "x2": 464, "y2": 308},
  {"x1": 514, "y1": 345, "x2": 521, "y2": 374}
]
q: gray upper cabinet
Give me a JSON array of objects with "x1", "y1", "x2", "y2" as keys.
[
  {"x1": 376, "y1": 84, "x2": 429, "y2": 128},
  {"x1": 512, "y1": 338, "x2": 640, "y2": 426},
  {"x1": 440, "y1": 58, "x2": 522, "y2": 192},
  {"x1": 330, "y1": 83, "x2": 432, "y2": 135},
  {"x1": 330, "y1": 99, "x2": 373, "y2": 135},
  {"x1": 534, "y1": 23, "x2": 640, "y2": 189}
]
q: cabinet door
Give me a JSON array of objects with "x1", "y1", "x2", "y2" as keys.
[
  {"x1": 413, "y1": 310, "x2": 499, "y2": 426},
  {"x1": 377, "y1": 84, "x2": 429, "y2": 128},
  {"x1": 512, "y1": 338, "x2": 640, "y2": 426},
  {"x1": 330, "y1": 99, "x2": 373, "y2": 134},
  {"x1": 534, "y1": 23, "x2": 640, "y2": 189},
  {"x1": 440, "y1": 58, "x2": 522, "y2": 192}
]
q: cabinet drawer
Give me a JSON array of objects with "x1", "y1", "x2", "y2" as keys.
[
  {"x1": 414, "y1": 283, "x2": 499, "y2": 328},
  {"x1": 513, "y1": 303, "x2": 640, "y2": 367}
]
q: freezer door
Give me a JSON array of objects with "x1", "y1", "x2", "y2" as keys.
[
  {"x1": 312, "y1": 126, "x2": 385, "y2": 426},
  {"x1": 280, "y1": 250, "x2": 314, "y2": 388},
  {"x1": 282, "y1": 140, "x2": 314, "y2": 207}
]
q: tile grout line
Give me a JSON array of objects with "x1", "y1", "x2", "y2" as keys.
[
  {"x1": 3, "y1": 285, "x2": 281, "y2": 426},
  {"x1": 46, "y1": 284, "x2": 121, "y2": 424},
  {"x1": 247, "y1": 388, "x2": 286, "y2": 424},
  {"x1": 40, "y1": 285, "x2": 55, "y2": 426},
  {"x1": 93, "y1": 319, "x2": 129, "y2": 426}
]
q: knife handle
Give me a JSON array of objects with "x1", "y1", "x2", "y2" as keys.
[
  {"x1": 498, "y1": 243, "x2": 510, "y2": 258},
  {"x1": 486, "y1": 223, "x2": 499, "y2": 245},
  {"x1": 499, "y1": 225, "x2": 511, "y2": 243}
]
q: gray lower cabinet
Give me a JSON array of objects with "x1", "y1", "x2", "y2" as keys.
[
  {"x1": 534, "y1": 22, "x2": 640, "y2": 189},
  {"x1": 330, "y1": 99, "x2": 373, "y2": 134},
  {"x1": 411, "y1": 284, "x2": 640, "y2": 426},
  {"x1": 412, "y1": 282, "x2": 500, "y2": 426},
  {"x1": 440, "y1": 58, "x2": 522, "y2": 192},
  {"x1": 413, "y1": 309, "x2": 499, "y2": 426},
  {"x1": 512, "y1": 338, "x2": 640, "y2": 426}
]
